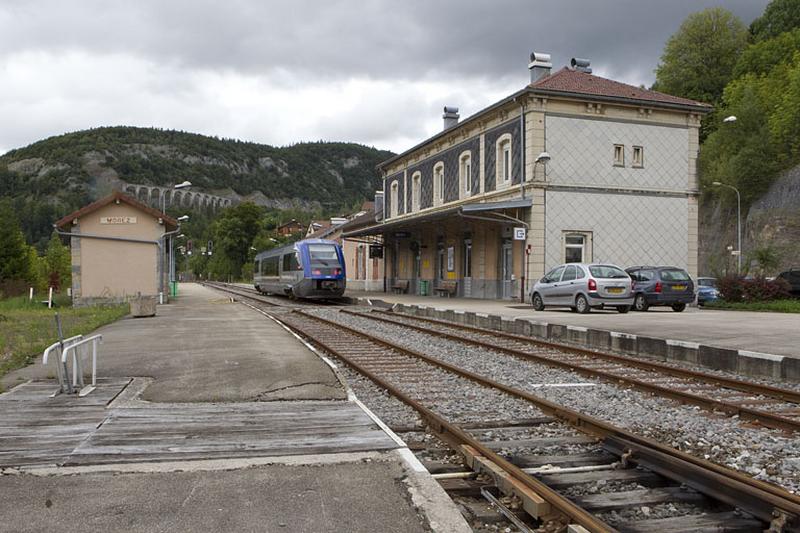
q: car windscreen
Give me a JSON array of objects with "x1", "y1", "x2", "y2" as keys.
[
  {"x1": 660, "y1": 269, "x2": 690, "y2": 281},
  {"x1": 308, "y1": 244, "x2": 339, "y2": 265},
  {"x1": 588, "y1": 265, "x2": 628, "y2": 279},
  {"x1": 698, "y1": 278, "x2": 716, "y2": 288}
]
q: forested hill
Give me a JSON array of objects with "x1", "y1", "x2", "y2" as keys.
[{"x1": 0, "y1": 126, "x2": 393, "y2": 247}]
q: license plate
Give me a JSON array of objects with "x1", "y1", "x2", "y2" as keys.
[
  {"x1": 607, "y1": 287, "x2": 624, "y2": 294},
  {"x1": 672, "y1": 285, "x2": 686, "y2": 291}
]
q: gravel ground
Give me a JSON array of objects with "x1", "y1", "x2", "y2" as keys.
[
  {"x1": 312, "y1": 308, "x2": 800, "y2": 494},
  {"x1": 392, "y1": 310, "x2": 800, "y2": 393}
]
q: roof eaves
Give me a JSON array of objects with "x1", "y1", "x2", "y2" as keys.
[
  {"x1": 377, "y1": 87, "x2": 529, "y2": 172},
  {"x1": 528, "y1": 86, "x2": 712, "y2": 113}
]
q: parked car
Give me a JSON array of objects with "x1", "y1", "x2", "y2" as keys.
[
  {"x1": 626, "y1": 266, "x2": 695, "y2": 312},
  {"x1": 776, "y1": 268, "x2": 800, "y2": 297},
  {"x1": 530, "y1": 263, "x2": 633, "y2": 314},
  {"x1": 696, "y1": 277, "x2": 719, "y2": 306}
]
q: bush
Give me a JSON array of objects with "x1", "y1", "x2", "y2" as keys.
[{"x1": 718, "y1": 275, "x2": 791, "y2": 302}]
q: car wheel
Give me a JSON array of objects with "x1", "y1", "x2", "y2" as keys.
[
  {"x1": 617, "y1": 306, "x2": 630, "y2": 313},
  {"x1": 672, "y1": 303, "x2": 686, "y2": 312},
  {"x1": 575, "y1": 294, "x2": 591, "y2": 314},
  {"x1": 532, "y1": 293, "x2": 545, "y2": 311},
  {"x1": 634, "y1": 293, "x2": 649, "y2": 312}
]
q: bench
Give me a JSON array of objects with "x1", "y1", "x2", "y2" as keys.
[
  {"x1": 391, "y1": 279, "x2": 410, "y2": 294},
  {"x1": 433, "y1": 280, "x2": 458, "y2": 297}
]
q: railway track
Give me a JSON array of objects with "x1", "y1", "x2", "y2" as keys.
[
  {"x1": 342, "y1": 308, "x2": 800, "y2": 433},
  {"x1": 202, "y1": 281, "x2": 347, "y2": 308},
  {"x1": 205, "y1": 283, "x2": 800, "y2": 531}
]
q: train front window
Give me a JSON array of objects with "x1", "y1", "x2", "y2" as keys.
[{"x1": 308, "y1": 244, "x2": 339, "y2": 265}]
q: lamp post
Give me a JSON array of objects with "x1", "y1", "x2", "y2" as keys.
[
  {"x1": 162, "y1": 181, "x2": 192, "y2": 213},
  {"x1": 712, "y1": 181, "x2": 742, "y2": 275}
]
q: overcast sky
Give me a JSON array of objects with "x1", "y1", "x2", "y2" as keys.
[{"x1": 0, "y1": 0, "x2": 769, "y2": 156}]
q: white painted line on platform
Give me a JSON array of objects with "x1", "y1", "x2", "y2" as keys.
[
  {"x1": 240, "y1": 301, "x2": 357, "y2": 401},
  {"x1": 739, "y1": 350, "x2": 785, "y2": 362},
  {"x1": 666, "y1": 339, "x2": 700, "y2": 350},
  {"x1": 610, "y1": 331, "x2": 636, "y2": 339},
  {"x1": 567, "y1": 325, "x2": 588, "y2": 332}
]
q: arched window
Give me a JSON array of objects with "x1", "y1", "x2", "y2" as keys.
[
  {"x1": 390, "y1": 181, "x2": 399, "y2": 218},
  {"x1": 459, "y1": 151, "x2": 472, "y2": 198},
  {"x1": 496, "y1": 134, "x2": 513, "y2": 186},
  {"x1": 433, "y1": 162, "x2": 445, "y2": 206},
  {"x1": 411, "y1": 171, "x2": 421, "y2": 211}
]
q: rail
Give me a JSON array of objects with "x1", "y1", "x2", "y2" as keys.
[{"x1": 61, "y1": 335, "x2": 103, "y2": 397}]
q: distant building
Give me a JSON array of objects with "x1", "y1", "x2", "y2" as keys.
[
  {"x1": 55, "y1": 191, "x2": 179, "y2": 306},
  {"x1": 305, "y1": 220, "x2": 331, "y2": 237},
  {"x1": 345, "y1": 53, "x2": 711, "y2": 299},
  {"x1": 275, "y1": 219, "x2": 304, "y2": 236}
]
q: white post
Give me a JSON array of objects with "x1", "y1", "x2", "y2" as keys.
[
  {"x1": 29, "y1": 287, "x2": 34, "y2": 301},
  {"x1": 48, "y1": 287, "x2": 53, "y2": 308},
  {"x1": 91, "y1": 339, "x2": 97, "y2": 387}
]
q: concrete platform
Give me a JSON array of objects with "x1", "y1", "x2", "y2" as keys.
[
  {"x1": 0, "y1": 283, "x2": 471, "y2": 532},
  {"x1": 0, "y1": 456, "x2": 435, "y2": 533},
  {"x1": 3, "y1": 283, "x2": 345, "y2": 401},
  {"x1": 348, "y1": 290, "x2": 800, "y2": 380}
]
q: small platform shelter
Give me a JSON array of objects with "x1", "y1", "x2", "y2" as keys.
[{"x1": 55, "y1": 191, "x2": 179, "y2": 306}]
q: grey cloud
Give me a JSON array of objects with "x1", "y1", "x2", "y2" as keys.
[{"x1": 1, "y1": 0, "x2": 769, "y2": 84}]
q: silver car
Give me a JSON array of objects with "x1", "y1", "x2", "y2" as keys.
[{"x1": 530, "y1": 263, "x2": 633, "y2": 314}]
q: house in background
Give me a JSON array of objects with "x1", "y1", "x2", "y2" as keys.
[
  {"x1": 275, "y1": 219, "x2": 304, "y2": 237},
  {"x1": 344, "y1": 53, "x2": 711, "y2": 299},
  {"x1": 55, "y1": 191, "x2": 179, "y2": 306}
]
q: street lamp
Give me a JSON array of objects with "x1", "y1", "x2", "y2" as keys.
[
  {"x1": 712, "y1": 181, "x2": 742, "y2": 275},
  {"x1": 162, "y1": 181, "x2": 192, "y2": 213},
  {"x1": 723, "y1": 115, "x2": 737, "y2": 123},
  {"x1": 177, "y1": 215, "x2": 190, "y2": 222},
  {"x1": 534, "y1": 152, "x2": 550, "y2": 180}
]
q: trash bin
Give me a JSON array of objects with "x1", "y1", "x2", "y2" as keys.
[
  {"x1": 419, "y1": 280, "x2": 429, "y2": 296},
  {"x1": 170, "y1": 281, "x2": 178, "y2": 297}
]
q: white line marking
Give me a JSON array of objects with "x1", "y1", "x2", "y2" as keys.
[
  {"x1": 666, "y1": 339, "x2": 700, "y2": 350},
  {"x1": 738, "y1": 350, "x2": 785, "y2": 362}
]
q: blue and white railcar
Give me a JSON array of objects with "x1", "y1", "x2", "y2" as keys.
[{"x1": 253, "y1": 239, "x2": 346, "y2": 299}]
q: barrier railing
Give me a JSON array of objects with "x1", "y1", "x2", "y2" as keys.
[
  {"x1": 62, "y1": 335, "x2": 103, "y2": 397},
  {"x1": 41, "y1": 334, "x2": 103, "y2": 397},
  {"x1": 42, "y1": 335, "x2": 83, "y2": 396}
]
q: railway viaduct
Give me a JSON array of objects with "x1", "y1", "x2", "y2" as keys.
[{"x1": 120, "y1": 183, "x2": 234, "y2": 211}]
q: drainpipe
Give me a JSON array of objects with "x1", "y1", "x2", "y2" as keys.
[{"x1": 514, "y1": 96, "x2": 528, "y2": 301}]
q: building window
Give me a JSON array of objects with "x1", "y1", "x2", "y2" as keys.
[
  {"x1": 433, "y1": 162, "x2": 444, "y2": 205},
  {"x1": 459, "y1": 151, "x2": 472, "y2": 198},
  {"x1": 390, "y1": 181, "x2": 399, "y2": 218},
  {"x1": 613, "y1": 144, "x2": 625, "y2": 167},
  {"x1": 411, "y1": 172, "x2": 421, "y2": 211},
  {"x1": 463, "y1": 238, "x2": 472, "y2": 277},
  {"x1": 632, "y1": 146, "x2": 644, "y2": 168},
  {"x1": 496, "y1": 134, "x2": 513, "y2": 185},
  {"x1": 563, "y1": 232, "x2": 591, "y2": 263}
]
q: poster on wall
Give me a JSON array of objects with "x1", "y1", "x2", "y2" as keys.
[{"x1": 447, "y1": 246, "x2": 454, "y2": 271}]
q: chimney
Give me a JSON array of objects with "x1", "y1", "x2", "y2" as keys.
[
  {"x1": 570, "y1": 57, "x2": 592, "y2": 73},
  {"x1": 442, "y1": 106, "x2": 460, "y2": 130},
  {"x1": 529, "y1": 52, "x2": 552, "y2": 83}
]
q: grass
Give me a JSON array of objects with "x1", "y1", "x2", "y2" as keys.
[
  {"x1": 0, "y1": 295, "x2": 129, "y2": 391},
  {"x1": 704, "y1": 299, "x2": 800, "y2": 313}
]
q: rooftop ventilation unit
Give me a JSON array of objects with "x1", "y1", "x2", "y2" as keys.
[
  {"x1": 529, "y1": 51, "x2": 552, "y2": 83},
  {"x1": 570, "y1": 57, "x2": 592, "y2": 73}
]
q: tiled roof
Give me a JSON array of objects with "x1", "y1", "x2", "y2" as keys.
[
  {"x1": 55, "y1": 191, "x2": 179, "y2": 231},
  {"x1": 531, "y1": 67, "x2": 711, "y2": 109}
]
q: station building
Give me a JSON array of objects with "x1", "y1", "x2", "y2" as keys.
[
  {"x1": 344, "y1": 54, "x2": 712, "y2": 300},
  {"x1": 55, "y1": 191, "x2": 179, "y2": 306}
]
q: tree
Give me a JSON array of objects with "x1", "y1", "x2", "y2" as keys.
[
  {"x1": 750, "y1": 0, "x2": 800, "y2": 42},
  {"x1": 0, "y1": 201, "x2": 34, "y2": 288},
  {"x1": 43, "y1": 231, "x2": 72, "y2": 291},
  {"x1": 653, "y1": 8, "x2": 748, "y2": 106}
]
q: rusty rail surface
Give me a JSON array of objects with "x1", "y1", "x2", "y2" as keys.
[{"x1": 348, "y1": 309, "x2": 800, "y2": 433}]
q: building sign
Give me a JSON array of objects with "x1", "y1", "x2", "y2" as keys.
[
  {"x1": 513, "y1": 227, "x2": 527, "y2": 240},
  {"x1": 447, "y1": 246, "x2": 455, "y2": 271},
  {"x1": 100, "y1": 216, "x2": 137, "y2": 224}
]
